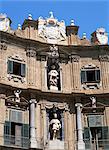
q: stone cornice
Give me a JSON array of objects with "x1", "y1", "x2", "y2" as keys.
[{"x1": 0, "y1": 31, "x2": 109, "y2": 59}]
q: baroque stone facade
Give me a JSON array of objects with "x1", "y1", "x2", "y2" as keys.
[{"x1": 0, "y1": 12, "x2": 109, "y2": 150}]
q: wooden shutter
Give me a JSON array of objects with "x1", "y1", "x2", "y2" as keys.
[
  {"x1": 22, "y1": 124, "x2": 29, "y2": 137},
  {"x1": 21, "y1": 64, "x2": 26, "y2": 77},
  {"x1": 22, "y1": 124, "x2": 29, "y2": 148},
  {"x1": 61, "y1": 114, "x2": 64, "y2": 140},
  {"x1": 95, "y1": 70, "x2": 100, "y2": 81},
  {"x1": 4, "y1": 121, "x2": 11, "y2": 135},
  {"x1": 7, "y1": 60, "x2": 13, "y2": 74},
  {"x1": 4, "y1": 121, "x2": 11, "y2": 145},
  {"x1": 83, "y1": 127, "x2": 90, "y2": 140},
  {"x1": 81, "y1": 71, "x2": 86, "y2": 83}
]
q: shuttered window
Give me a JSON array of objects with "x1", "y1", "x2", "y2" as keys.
[
  {"x1": 81, "y1": 69, "x2": 100, "y2": 83},
  {"x1": 7, "y1": 60, "x2": 13, "y2": 74},
  {"x1": 7, "y1": 60, "x2": 26, "y2": 77},
  {"x1": 21, "y1": 124, "x2": 29, "y2": 148},
  {"x1": 4, "y1": 121, "x2": 29, "y2": 148},
  {"x1": 83, "y1": 126, "x2": 109, "y2": 149}
]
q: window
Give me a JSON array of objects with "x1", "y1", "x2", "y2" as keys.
[
  {"x1": 4, "y1": 109, "x2": 29, "y2": 148},
  {"x1": 83, "y1": 127, "x2": 109, "y2": 149},
  {"x1": 81, "y1": 69, "x2": 100, "y2": 83},
  {"x1": 4, "y1": 121, "x2": 29, "y2": 148},
  {"x1": 7, "y1": 60, "x2": 26, "y2": 77}
]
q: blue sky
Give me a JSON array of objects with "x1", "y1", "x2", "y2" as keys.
[{"x1": 0, "y1": 0, "x2": 109, "y2": 40}]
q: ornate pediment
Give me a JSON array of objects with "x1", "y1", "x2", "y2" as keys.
[{"x1": 38, "y1": 12, "x2": 66, "y2": 44}]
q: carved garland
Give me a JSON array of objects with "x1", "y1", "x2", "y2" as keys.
[
  {"x1": 40, "y1": 101, "x2": 69, "y2": 111},
  {"x1": 99, "y1": 55, "x2": 109, "y2": 62}
]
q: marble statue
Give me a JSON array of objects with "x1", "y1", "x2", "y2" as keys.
[
  {"x1": 49, "y1": 113, "x2": 61, "y2": 140},
  {"x1": 48, "y1": 69, "x2": 59, "y2": 90},
  {"x1": 0, "y1": 13, "x2": 10, "y2": 31},
  {"x1": 90, "y1": 97, "x2": 96, "y2": 108},
  {"x1": 14, "y1": 90, "x2": 21, "y2": 103}
]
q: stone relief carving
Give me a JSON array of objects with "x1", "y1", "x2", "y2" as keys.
[
  {"x1": 40, "y1": 101, "x2": 69, "y2": 110},
  {"x1": 5, "y1": 90, "x2": 28, "y2": 109},
  {"x1": 26, "y1": 47, "x2": 36, "y2": 57},
  {"x1": 38, "y1": 12, "x2": 66, "y2": 44},
  {"x1": 48, "y1": 45, "x2": 59, "y2": 58},
  {"x1": 70, "y1": 55, "x2": 80, "y2": 62},
  {"x1": 0, "y1": 41, "x2": 7, "y2": 50},
  {"x1": 99, "y1": 55, "x2": 109, "y2": 62}
]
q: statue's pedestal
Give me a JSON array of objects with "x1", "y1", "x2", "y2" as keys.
[
  {"x1": 77, "y1": 141, "x2": 85, "y2": 150},
  {"x1": 50, "y1": 85, "x2": 58, "y2": 91},
  {"x1": 48, "y1": 140, "x2": 64, "y2": 150}
]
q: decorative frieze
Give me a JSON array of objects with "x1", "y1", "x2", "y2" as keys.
[
  {"x1": 26, "y1": 47, "x2": 36, "y2": 57},
  {"x1": 69, "y1": 55, "x2": 80, "y2": 62},
  {"x1": 99, "y1": 55, "x2": 109, "y2": 62},
  {"x1": 40, "y1": 102, "x2": 69, "y2": 111},
  {"x1": 48, "y1": 45, "x2": 59, "y2": 58},
  {"x1": 0, "y1": 41, "x2": 7, "y2": 50}
]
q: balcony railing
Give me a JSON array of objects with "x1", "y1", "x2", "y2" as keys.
[
  {"x1": 74, "y1": 139, "x2": 109, "y2": 150},
  {"x1": 4, "y1": 134, "x2": 29, "y2": 149}
]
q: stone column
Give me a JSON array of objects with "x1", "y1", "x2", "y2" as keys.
[
  {"x1": 70, "y1": 55, "x2": 80, "y2": 91},
  {"x1": 30, "y1": 99, "x2": 37, "y2": 148},
  {"x1": 75, "y1": 103, "x2": 85, "y2": 150},
  {"x1": 99, "y1": 55, "x2": 109, "y2": 90}
]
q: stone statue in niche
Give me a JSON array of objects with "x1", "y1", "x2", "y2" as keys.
[
  {"x1": 49, "y1": 112, "x2": 61, "y2": 140},
  {"x1": 14, "y1": 89, "x2": 21, "y2": 103},
  {"x1": 48, "y1": 68, "x2": 59, "y2": 91}
]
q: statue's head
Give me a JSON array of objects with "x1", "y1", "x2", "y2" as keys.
[{"x1": 53, "y1": 113, "x2": 57, "y2": 119}]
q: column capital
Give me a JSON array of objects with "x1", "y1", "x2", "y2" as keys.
[
  {"x1": 69, "y1": 55, "x2": 80, "y2": 62},
  {"x1": 30, "y1": 99, "x2": 37, "y2": 104},
  {"x1": 0, "y1": 41, "x2": 7, "y2": 51},
  {"x1": 75, "y1": 103, "x2": 83, "y2": 108},
  {"x1": 99, "y1": 55, "x2": 109, "y2": 62},
  {"x1": 26, "y1": 47, "x2": 36, "y2": 57}
]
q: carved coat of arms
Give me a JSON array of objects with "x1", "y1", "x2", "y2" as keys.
[{"x1": 38, "y1": 12, "x2": 66, "y2": 44}]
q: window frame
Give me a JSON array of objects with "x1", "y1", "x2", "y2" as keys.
[
  {"x1": 7, "y1": 59, "x2": 26, "y2": 77},
  {"x1": 81, "y1": 69, "x2": 100, "y2": 83}
]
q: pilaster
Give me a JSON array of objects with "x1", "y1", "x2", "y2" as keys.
[
  {"x1": 99, "y1": 55, "x2": 109, "y2": 90},
  {"x1": 26, "y1": 47, "x2": 36, "y2": 86},
  {"x1": 70, "y1": 55, "x2": 80, "y2": 91}
]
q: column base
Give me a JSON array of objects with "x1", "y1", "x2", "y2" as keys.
[
  {"x1": 77, "y1": 141, "x2": 85, "y2": 150},
  {"x1": 30, "y1": 138, "x2": 37, "y2": 148}
]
